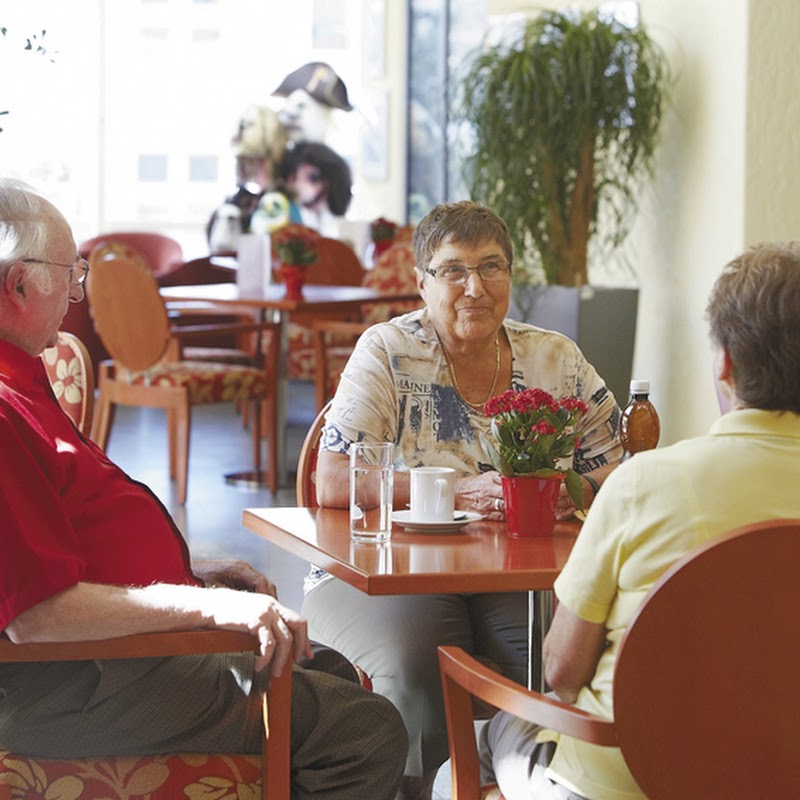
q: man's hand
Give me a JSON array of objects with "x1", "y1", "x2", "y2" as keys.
[
  {"x1": 193, "y1": 559, "x2": 278, "y2": 598},
  {"x1": 206, "y1": 588, "x2": 314, "y2": 676}
]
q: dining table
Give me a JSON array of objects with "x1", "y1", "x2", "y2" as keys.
[
  {"x1": 160, "y1": 282, "x2": 420, "y2": 486},
  {"x1": 242, "y1": 505, "x2": 581, "y2": 692}
]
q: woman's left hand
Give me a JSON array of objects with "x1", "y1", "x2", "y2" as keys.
[{"x1": 455, "y1": 471, "x2": 505, "y2": 520}]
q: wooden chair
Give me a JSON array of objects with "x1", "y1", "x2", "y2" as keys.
[
  {"x1": 438, "y1": 518, "x2": 800, "y2": 800},
  {"x1": 87, "y1": 248, "x2": 279, "y2": 502},
  {"x1": 41, "y1": 331, "x2": 95, "y2": 437},
  {"x1": 79, "y1": 231, "x2": 185, "y2": 279},
  {"x1": 284, "y1": 238, "x2": 366, "y2": 388},
  {"x1": 295, "y1": 400, "x2": 332, "y2": 507},
  {"x1": 0, "y1": 630, "x2": 291, "y2": 799},
  {"x1": 311, "y1": 240, "x2": 422, "y2": 410}
]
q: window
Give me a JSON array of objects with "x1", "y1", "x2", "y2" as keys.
[{"x1": 1, "y1": 0, "x2": 366, "y2": 255}]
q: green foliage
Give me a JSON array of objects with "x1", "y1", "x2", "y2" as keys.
[{"x1": 453, "y1": 9, "x2": 671, "y2": 286}]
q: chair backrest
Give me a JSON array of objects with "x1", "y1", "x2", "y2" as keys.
[
  {"x1": 305, "y1": 237, "x2": 365, "y2": 287},
  {"x1": 41, "y1": 331, "x2": 96, "y2": 437},
  {"x1": 86, "y1": 249, "x2": 172, "y2": 372},
  {"x1": 613, "y1": 518, "x2": 800, "y2": 799},
  {"x1": 79, "y1": 231, "x2": 184, "y2": 278},
  {"x1": 439, "y1": 518, "x2": 800, "y2": 800},
  {"x1": 296, "y1": 400, "x2": 332, "y2": 507},
  {"x1": 361, "y1": 240, "x2": 422, "y2": 325}
]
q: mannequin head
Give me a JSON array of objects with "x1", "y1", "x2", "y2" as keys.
[
  {"x1": 230, "y1": 105, "x2": 288, "y2": 190},
  {"x1": 278, "y1": 89, "x2": 333, "y2": 144},
  {"x1": 272, "y1": 62, "x2": 353, "y2": 145}
]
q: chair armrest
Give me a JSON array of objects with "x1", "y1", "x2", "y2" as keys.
[
  {"x1": 438, "y1": 646, "x2": 616, "y2": 800},
  {"x1": 171, "y1": 321, "x2": 279, "y2": 340},
  {"x1": 438, "y1": 646, "x2": 616, "y2": 743},
  {"x1": 1, "y1": 629, "x2": 292, "y2": 799},
  {"x1": 310, "y1": 320, "x2": 370, "y2": 337},
  {"x1": 0, "y1": 629, "x2": 260, "y2": 662}
]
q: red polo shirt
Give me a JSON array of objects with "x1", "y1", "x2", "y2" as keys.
[{"x1": 0, "y1": 339, "x2": 200, "y2": 631}]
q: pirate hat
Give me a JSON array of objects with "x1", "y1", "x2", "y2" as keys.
[{"x1": 272, "y1": 62, "x2": 354, "y2": 112}]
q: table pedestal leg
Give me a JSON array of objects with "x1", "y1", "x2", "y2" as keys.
[
  {"x1": 224, "y1": 310, "x2": 288, "y2": 490},
  {"x1": 528, "y1": 589, "x2": 554, "y2": 692}
]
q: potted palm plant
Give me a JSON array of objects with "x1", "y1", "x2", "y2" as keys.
[{"x1": 453, "y1": 8, "x2": 671, "y2": 402}]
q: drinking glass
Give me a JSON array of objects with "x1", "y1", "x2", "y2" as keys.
[{"x1": 349, "y1": 442, "x2": 394, "y2": 541}]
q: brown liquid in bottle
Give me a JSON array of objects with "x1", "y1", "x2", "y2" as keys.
[{"x1": 620, "y1": 380, "x2": 660, "y2": 459}]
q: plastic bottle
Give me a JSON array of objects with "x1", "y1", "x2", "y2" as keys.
[{"x1": 620, "y1": 379, "x2": 660, "y2": 459}]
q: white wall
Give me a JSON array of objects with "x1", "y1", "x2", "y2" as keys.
[
  {"x1": 625, "y1": 0, "x2": 749, "y2": 444},
  {"x1": 488, "y1": 0, "x2": 800, "y2": 444},
  {"x1": 630, "y1": 0, "x2": 800, "y2": 443}
]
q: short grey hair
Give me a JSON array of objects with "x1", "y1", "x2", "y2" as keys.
[{"x1": 0, "y1": 178, "x2": 60, "y2": 293}]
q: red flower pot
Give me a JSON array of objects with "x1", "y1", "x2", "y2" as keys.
[
  {"x1": 279, "y1": 264, "x2": 306, "y2": 300},
  {"x1": 502, "y1": 474, "x2": 564, "y2": 537}
]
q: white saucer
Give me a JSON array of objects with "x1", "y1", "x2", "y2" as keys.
[{"x1": 391, "y1": 510, "x2": 483, "y2": 533}]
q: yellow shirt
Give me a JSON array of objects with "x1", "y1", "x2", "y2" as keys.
[{"x1": 547, "y1": 409, "x2": 800, "y2": 800}]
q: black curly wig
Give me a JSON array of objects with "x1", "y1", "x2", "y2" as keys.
[{"x1": 278, "y1": 142, "x2": 353, "y2": 216}]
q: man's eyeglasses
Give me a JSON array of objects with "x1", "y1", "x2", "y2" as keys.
[
  {"x1": 22, "y1": 257, "x2": 90, "y2": 286},
  {"x1": 424, "y1": 260, "x2": 511, "y2": 286}
]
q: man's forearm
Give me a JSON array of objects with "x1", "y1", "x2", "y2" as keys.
[{"x1": 4, "y1": 581, "x2": 215, "y2": 644}]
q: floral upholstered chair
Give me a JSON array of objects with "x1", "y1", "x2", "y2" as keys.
[
  {"x1": 310, "y1": 240, "x2": 422, "y2": 410},
  {"x1": 0, "y1": 631, "x2": 291, "y2": 800},
  {"x1": 282, "y1": 236, "x2": 366, "y2": 386},
  {"x1": 42, "y1": 331, "x2": 95, "y2": 438}
]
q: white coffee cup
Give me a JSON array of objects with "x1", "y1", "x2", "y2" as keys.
[{"x1": 410, "y1": 467, "x2": 456, "y2": 522}]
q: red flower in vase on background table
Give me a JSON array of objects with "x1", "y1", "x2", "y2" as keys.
[
  {"x1": 271, "y1": 224, "x2": 320, "y2": 299},
  {"x1": 481, "y1": 388, "x2": 588, "y2": 535},
  {"x1": 368, "y1": 217, "x2": 398, "y2": 264}
]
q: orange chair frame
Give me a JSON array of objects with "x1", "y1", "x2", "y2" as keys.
[{"x1": 439, "y1": 518, "x2": 800, "y2": 800}]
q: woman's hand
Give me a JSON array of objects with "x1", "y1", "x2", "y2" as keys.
[
  {"x1": 455, "y1": 471, "x2": 505, "y2": 520},
  {"x1": 193, "y1": 559, "x2": 278, "y2": 599}
]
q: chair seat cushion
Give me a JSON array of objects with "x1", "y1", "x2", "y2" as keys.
[
  {"x1": 0, "y1": 750, "x2": 261, "y2": 799},
  {"x1": 106, "y1": 360, "x2": 266, "y2": 403}
]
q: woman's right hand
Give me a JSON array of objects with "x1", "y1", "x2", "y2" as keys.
[{"x1": 455, "y1": 471, "x2": 505, "y2": 520}]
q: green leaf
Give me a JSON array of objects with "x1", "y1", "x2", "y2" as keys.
[{"x1": 564, "y1": 468, "x2": 584, "y2": 510}]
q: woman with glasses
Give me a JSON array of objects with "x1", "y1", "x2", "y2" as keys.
[{"x1": 303, "y1": 201, "x2": 623, "y2": 800}]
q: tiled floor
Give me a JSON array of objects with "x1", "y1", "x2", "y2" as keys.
[{"x1": 105, "y1": 380, "x2": 455, "y2": 798}]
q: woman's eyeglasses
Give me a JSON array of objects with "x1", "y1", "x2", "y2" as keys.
[{"x1": 424, "y1": 260, "x2": 511, "y2": 286}]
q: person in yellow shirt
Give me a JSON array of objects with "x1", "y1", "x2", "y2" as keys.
[{"x1": 480, "y1": 241, "x2": 800, "y2": 799}]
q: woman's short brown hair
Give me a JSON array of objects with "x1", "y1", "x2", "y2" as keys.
[
  {"x1": 706, "y1": 241, "x2": 800, "y2": 413},
  {"x1": 412, "y1": 201, "x2": 513, "y2": 272}
]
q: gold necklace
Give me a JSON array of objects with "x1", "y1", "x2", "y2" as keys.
[{"x1": 435, "y1": 329, "x2": 501, "y2": 412}]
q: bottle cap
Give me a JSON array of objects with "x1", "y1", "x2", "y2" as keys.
[{"x1": 630, "y1": 379, "x2": 650, "y2": 394}]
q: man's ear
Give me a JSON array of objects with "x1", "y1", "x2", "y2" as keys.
[
  {"x1": 714, "y1": 346, "x2": 735, "y2": 382},
  {"x1": 4, "y1": 262, "x2": 28, "y2": 308}
]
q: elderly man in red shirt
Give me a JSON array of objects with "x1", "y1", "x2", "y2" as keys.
[{"x1": 0, "y1": 178, "x2": 407, "y2": 800}]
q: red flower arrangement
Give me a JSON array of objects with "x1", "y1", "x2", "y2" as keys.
[
  {"x1": 480, "y1": 388, "x2": 589, "y2": 507},
  {"x1": 271, "y1": 224, "x2": 320, "y2": 266},
  {"x1": 370, "y1": 217, "x2": 398, "y2": 243}
]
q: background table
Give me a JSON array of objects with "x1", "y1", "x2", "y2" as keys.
[
  {"x1": 161, "y1": 283, "x2": 419, "y2": 485},
  {"x1": 243, "y1": 506, "x2": 580, "y2": 689}
]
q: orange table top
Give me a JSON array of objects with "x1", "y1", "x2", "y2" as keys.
[
  {"x1": 161, "y1": 282, "x2": 419, "y2": 313},
  {"x1": 243, "y1": 507, "x2": 580, "y2": 596}
]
